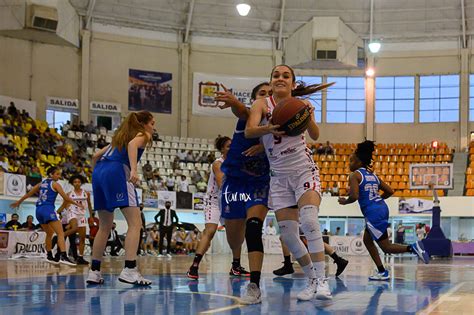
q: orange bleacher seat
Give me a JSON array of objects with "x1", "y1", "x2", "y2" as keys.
[
  {"x1": 336, "y1": 161, "x2": 345, "y2": 168},
  {"x1": 411, "y1": 190, "x2": 419, "y2": 197},
  {"x1": 322, "y1": 161, "x2": 329, "y2": 168},
  {"x1": 331, "y1": 175, "x2": 339, "y2": 182},
  {"x1": 328, "y1": 168, "x2": 336, "y2": 174},
  {"x1": 329, "y1": 161, "x2": 337, "y2": 168},
  {"x1": 398, "y1": 182, "x2": 406, "y2": 189},
  {"x1": 323, "y1": 174, "x2": 331, "y2": 181},
  {"x1": 391, "y1": 182, "x2": 399, "y2": 189},
  {"x1": 339, "y1": 174, "x2": 347, "y2": 182},
  {"x1": 466, "y1": 189, "x2": 474, "y2": 196},
  {"x1": 467, "y1": 168, "x2": 473, "y2": 175},
  {"x1": 313, "y1": 155, "x2": 319, "y2": 162},
  {"x1": 339, "y1": 188, "x2": 347, "y2": 196},
  {"x1": 385, "y1": 175, "x2": 393, "y2": 182},
  {"x1": 393, "y1": 175, "x2": 401, "y2": 182},
  {"x1": 336, "y1": 167, "x2": 344, "y2": 174},
  {"x1": 321, "y1": 181, "x2": 328, "y2": 190},
  {"x1": 466, "y1": 181, "x2": 474, "y2": 189}
]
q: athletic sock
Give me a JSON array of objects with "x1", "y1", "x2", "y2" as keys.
[
  {"x1": 60, "y1": 251, "x2": 67, "y2": 258},
  {"x1": 91, "y1": 259, "x2": 101, "y2": 271},
  {"x1": 330, "y1": 252, "x2": 341, "y2": 262},
  {"x1": 302, "y1": 263, "x2": 316, "y2": 279},
  {"x1": 192, "y1": 254, "x2": 203, "y2": 268},
  {"x1": 313, "y1": 261, "x2": 325, "y2": 279},
  {"x1": 284, "y1": 255, "x2": 291, "y2": 266},
  {"x1": 125, "y1": 260, "x2": 137, "y2": 269},
  {"x1": 47, "y1": 251, "x2": 53, "y2": 258},
  {"x1": 232, "y1": 258, "x2": 240, "y2": 269},
  {"x1": 407, "y1": 245, "x2": 412, "y2": 252},
  {"x1": 250, "y1": 271, "x2": 261, "y2": 287},
  {"x1": 377, "y1": 265, "x2": 386, "y2": 273}
]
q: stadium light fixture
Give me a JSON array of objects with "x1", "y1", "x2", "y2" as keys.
[
  {"x1": 368, "y1": 41, "x2": 381, "y2": 53},
  {"x1": 366, "y1": 68, "x2": 375, "y2": 77},
  {"x1": 236, "y1": 3, "x2": 251, "y2": 16}
]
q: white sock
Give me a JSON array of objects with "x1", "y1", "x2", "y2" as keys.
[
  {"x1": 313, "y1": 261, "x2": 325, "y2": 279},
  {"x1": 301, "y1": 263, "x2": 316, "y2": 279}
]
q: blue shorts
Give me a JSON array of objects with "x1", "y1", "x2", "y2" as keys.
[
  {"x1": 36, "y1": 204, "x2": 58, "y2": 225},
  {"x1": 220, "y1": 176, "x2": 269, "y2": 220},
  {"x1": 364, "y1": 204, "x2": 390, "y2": 241},
  {"x1": 92, "y1": 161, "x2": 139, "y2": 212}
]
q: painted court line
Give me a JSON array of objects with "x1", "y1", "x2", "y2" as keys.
[{"x1": 418, "y1": 282, "x2": 465, "y2": 315}]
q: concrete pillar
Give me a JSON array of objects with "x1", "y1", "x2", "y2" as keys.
[
  {"x1": 365, "y1": 55, "x2": 375, "y2": 140},
  {"x1": 80, "y1": 30, "x2": 91, "y2": 123},
  {"x1": 459, "y1": 48, "x2": 470, "y2": 150},
  {"x1": 179, "y1": 43, "x2": 190, "y2": 137}
]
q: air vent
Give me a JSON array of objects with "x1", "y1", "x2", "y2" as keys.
[
  {"x1": 27, "y1": 5, "x2": 58, "y2": 32},
  {"x1": 316, "y1": 50, "x2": 337, "y2": 60}
]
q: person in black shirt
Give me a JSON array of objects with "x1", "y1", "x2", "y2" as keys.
[
  {"x1": 21, "y1": 215, "x2": 37, "y2": 230},
  {"x1": 154, "y1": 201, "x2": 179, "y2": 257},
  {"x1": 5, "y1": 213, "x2": 21, "y2": 230}
]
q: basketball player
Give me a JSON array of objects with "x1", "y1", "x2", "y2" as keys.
[
  {"x1": 10, "y1": 166, "x2": 80, "y2": 266},
  {"x1": 338, "y1": 140, "x2": 429, "y2": 280},
  {"x1": 246, "y1": 65, "x2": 332, "y2": 301},
  {"x1": 187, "y1": 136, "x2": 251, "y2": 278},
  {"x1": 57, "y1": 175, "x2": 93, "y2": 265},
  {"x1": 86, "y1": 111, "x2": 155, "y2": 286}
]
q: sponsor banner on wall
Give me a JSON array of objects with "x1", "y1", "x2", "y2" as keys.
[
  {"x1": 46, "y1": 96, "x2": 79, "y2": 110},
  {"x1": 10, "y1": 231, "x2": 47, "y2": 259},
  {"x1": 0, "y1": 95, "x2": 37, "y2": 119},
  {"x1": 193, "y1": 192, "x2": 206, "y2": 210},
  {"x1": 0, "y1": 231, "x2": 9, "y2": 258},
  {"x1": 399, "y1": 198, "x2": 433, "y2": 214},
  {"x1": 144, "y1": 198, "x2": 159, "y2": 208},
  {"x1": 157, "y1": 191, "x2": 177, "y2": 209},
  {"x1": 192, "y1": 72, "x2": 267, "y2": 118},
  {"x1": 90, "y1": 101, "x2": 122, "y2": 113},
  {"x1": 129, "y1": 69, "x2": 172, "y2": 114},
  {"x1": 329, "y1": 236, "x2": 368, "y2": 256},
  {"x1": 4, "y1": 173, "x2": 26, "y2": 197}
]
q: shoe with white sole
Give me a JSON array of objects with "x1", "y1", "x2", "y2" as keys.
[
  {"x1": 59, "y1": 255, "x2": 77, "y2": 266},
  {"x1": 369, "y1": 269, "x2": 390, "y2": 281},
  {"x1": 240, "y1": 283, "x2": 261, "y2": 305},
  {"x1": 297, "y1": 278, "x2": 317, "y2": 301},
  {"x1": 411, "y1": 241, "x2": 430, "y2": 264},
  {"x1": 118, "y1": 267, "x2": 152, "y2": 286},
  {"x1": 86, "y1": 270, "x2": 104, "y2": 284},
  {"x1": 315, "y1": 278, "x2": 332, "y2": 300}
]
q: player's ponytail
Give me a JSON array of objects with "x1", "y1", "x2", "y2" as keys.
[
  {"x1": 112, "y1": 111, "x2": 153, "y2": 150},
  {"x1": 355, "y1": 140, "x2": 376, "y2": 170},
  {"x1": 292, "y1": 81, "x2": 334, "y2": 97}
]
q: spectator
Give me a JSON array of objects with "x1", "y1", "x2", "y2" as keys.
[
  {"x1": 191, "y1": 167, "x2": 202, "y2": 184},
  {"x1": 145, "y1": 226, "x2": 159, "y2": 255},
  {"x1": 29, "y1": 166, "x2": 42, "y2": 178},
  {"x1": 85, "y1": 120, "x2": 96, "y2": 134},
  {"x1": 142, "y1": 161, "x2": 154, "y2": 183},
  {"x1": 172, "y1": 156, "x2": 180, "y2": 171},
  {"x1": 152, "y1": 130, "x2": 161, "y2": 142},
  {"x1": 178, "y1": 175, "x2": 189, "y2": 192},
  {"x1": 5, "y1": 213, "x2": 21, "y2": 230},
  {"x1": 335, "y1": 227, "x2": 341, "y2": 235},
  {"x1": 416, "y1": 223, "x2": 425, "y2": 240},
  {"x1": 155, "y1": 201, "x2": 179, "y2": 257},
  {"x1": 323, "y1": 229, "x2": 329, "y2": 236},
  {"x1": 196, "y1": 179, "x2": 207, "y2": 192},
  {"x1": 395, "y1": 223, "x2": 405, "y2": 244},
  {"x1": 317, "y1": 141, "x2": 334, "y2": 155},
  {"x1": 7, "y1": 102, "x2": 18, "y2": 118},
  {"x1": 97, "y1": 135, "x2": 107, "y2": 149},
  {"x1": 322, "y1": 187, "x2": 332, "y2": 197},
  {"x1": 21, "y1": 215, "x2": 37, "y2": 230},
  {"x1": 165, "y1": 176, "x2": 175, "y2": 191},
  {"x1": 264, "y1": 219, "x2": 277, "y2": 235},
  {"x1": 107, "y1": 222, "x2": 123, "y2": 256},
  {"x1": 331, "y1": 182, "x2": 339, "y2": 196},
  {"x1": 185, "y1": 150, "x2": 195, "y2": 163},
  {"x1": 177, "y1": 149, "x2": 187, "y2": 162}
]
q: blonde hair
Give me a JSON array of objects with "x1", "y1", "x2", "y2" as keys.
[{"x1": 111, "y1": 111, "x2": 153, "y2": 150}]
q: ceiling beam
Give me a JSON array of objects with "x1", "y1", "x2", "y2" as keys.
[
  {"x1": 461, "y1": 0, "x2": 467, "y2": 48},
  {"x1": 184, "y1": 0, "x2": 195, "y2": 43},
  {"x1": 277, "y1": 0, "x2": 286, "y2": 50},
  {"x1": 85, "y1": 0, "x2": 97, "y2": 30}
]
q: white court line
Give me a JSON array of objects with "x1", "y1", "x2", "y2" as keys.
[{"x1": 417, "y1": 282, "x2": 465, "y2": 315}]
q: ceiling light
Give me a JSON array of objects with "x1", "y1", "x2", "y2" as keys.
[
  {"x1": 236, "y1": 3, "x2": 251, "y2": 16},
  {"x1": 368, "y1": 41, "x2": 381, "y2": 53},
  {"x1": 366, "y1": 68, "x2": 375, "y2": 77}
]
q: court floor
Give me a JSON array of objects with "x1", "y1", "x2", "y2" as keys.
[{"x1": 0, "y1": 254, "x2": 473, "y2": 314}]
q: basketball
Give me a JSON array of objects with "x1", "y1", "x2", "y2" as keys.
[{"x1": 271, "y1": 97, "x2": 311, "y2": 136}]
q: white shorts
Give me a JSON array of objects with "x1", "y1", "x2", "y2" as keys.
[
  {"x1": 204, "y1": 196, "x2": 221, "y2": 225},
  {"x1": 269, "y1": 167, "x2": 321, "y2": 210},
  {"x1": 67, "y1": 212, "x2": 87, "y2": 228}
]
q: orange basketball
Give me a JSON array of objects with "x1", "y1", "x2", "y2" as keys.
[{"x1": 271, "y1": 97, "x2": 311, "y2": 136}]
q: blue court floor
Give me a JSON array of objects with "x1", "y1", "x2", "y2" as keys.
[{"x1": 0, "y1": 255, "x2": 473, "y2": 314}]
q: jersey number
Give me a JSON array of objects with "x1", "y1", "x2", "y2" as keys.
[
  {"x1": 273, "y1": 135, "x2": 282, "y2": 144},
  {"x1": 364, "y1": 184, "x2": 379, "y2": 200}
]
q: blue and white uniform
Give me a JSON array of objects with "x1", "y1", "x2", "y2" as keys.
[
  {"x1": 92, "y1": 145, "x2": 144, "y2": 212},
  {"x1": 356, "y1": 167, "x2": 389, "y2": 241},
  {"x1": 220, "y1": 119, "x2": 270, "y2": 219},
  {"x1": 36, "y1": 178, "x2": 59, "y2": 224}
]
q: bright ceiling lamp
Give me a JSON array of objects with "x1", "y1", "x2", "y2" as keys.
[
  {"x1": 366, "y1": 68, "x2": 375, "y2": 77},
  {"x1": 368, "y1": 41, "x2": 381, "y2": 53},
  {"x1": 236, "y1": 3, "x2": 251, "y2": 16}
]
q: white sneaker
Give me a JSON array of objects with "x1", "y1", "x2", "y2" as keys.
[
  {"x1": 157, "y1": 254, "x2": 164, "y2": 258},
  {"x1": 240, "y1": 283, "x2": 262, "y2": 305},
  {"x1": 315, "y1": 278, "x2": 332, "y2": 300},
  {"x1": 297, "y1": 278, "x2": 317, "y2": 301},
  {"x1": 368, "y1": 269, "x2": 390, "y2": 281},
  {"x1": 166, "y1": 253, "x2": 172, "y2": 258},
  {"x1": 86, "y1": 270, "x2": 104, "y2": 284},
  {"x1": 118, "y1": 267, "x2": 152, "y2": 286}
]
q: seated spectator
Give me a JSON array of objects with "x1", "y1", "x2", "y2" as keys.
[
  {"x1": 177, "y1": 149, "x2": 187, "y2": 162},
  {"x1": 166, "y1": 176, "x2": 175, "y2": 191},
  {"x1": 7, "y1": 102, "x2": 18, "y2": 118},
  {"x1": 21, "y1": 215, "x2": 37, "y2": 231},
  {"x1": 322, "y1": 187, "x2": 332, "y2": 197},
  {"x1": 207, "y1": 152, "x2": 215, "y2": 164},
  {"x1": 107, "y1": 222, "x2": 123, "y2": 256},
  {"x1": 142, "y1": 161, "x2": 154, "y2": 183},
  {"x1": 191, "y1": 167, "x2": 203, "y2": 184},
  {"x1": 172, "y1": 156, "x2": 180, "y2": 171},
  {"x1": 152, "y1": 130, "x2": 161, "y2": 142},
  {"x1": 178, "y1": 175, "x2": 189, "y2": 192},
  {"x1": 196, "y1": 179, "x2": 207, "y2": 192},
  {"x1": 97, "y1": 135, "x2": 107, "y2": 149},
  {"x1": 185, "y1": 150, "x2": 195, "y2": 163},
  {"x1": 264, "y1": 219, "x2": 277, "y2": 235},
  {"x1": 5, "y1": 213, "x2": 21, "y2": 230},
  {"x1": 322, "y1": 229, "x2": 329, "y2": 236},
  {"x1": 317, "y1": 141, "x2": 334, "y2": 155},
  {"x1": 85, "y1": 120, "x2": 96, "y2": 134},
  {"x1": 331, "y1": 182, "x2": 339, "y2": 196}
]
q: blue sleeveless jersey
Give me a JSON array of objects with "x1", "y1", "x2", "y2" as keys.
[
  {"x1": 356, "y1": 167, "x2": 387, "y2": 216},
  {"x1": 36, "y1": 178, "x2": 58, "y2": 207},
  {"x1": 99, "y1": 145, "x2": 145, "y2": 168},
  {"x1": 221, "y1": 119, "x2": 270, "y2": 181}
]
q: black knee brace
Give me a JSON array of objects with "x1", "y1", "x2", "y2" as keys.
[{"x1": 245, "y1": 217, "x2": 264, "y2": 253}]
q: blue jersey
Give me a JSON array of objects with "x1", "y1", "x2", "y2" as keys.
[
  {"x1": 36, "y1": 178, "x2": 58, "y2": 207},
  {"x1": 99, "y1": 145, "x2": 145, "y2": 168},
  {"x1": 356, "y1": 167, "x2": 387, "y2": 216},
  {"x1": 221, "y1": 119, "x2": 270, "y2": 181}
]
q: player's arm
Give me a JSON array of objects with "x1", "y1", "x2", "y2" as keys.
[
  {"x1": 378, "y1": 178, "x2": 394, "y2": 199},
  {"x1": 338, "y1": 172, "x2": 361, "y2": 205},
  {"x1": 92, "y1": 144, "x2": 110, "y2": 168},
  {"x1": 213, "y1": 160, "x2": 224, "y2": 188},
  {"x1": 86, "y1": 191, "x2": 94, "y2": 217},
  {"x1": 245, "y1": 100, "x2": 284, "y2": 138},
  {"x1": 303, "y1": 100, "x2": 319, "y2": 141},
  {"x1": 215, "y1": 84, "x2": 249, "y2": 120},
  {"x1": 128, "y1": 132, "x2": 151, "y2": 185},
  {"x1": 9, "y1": 183, "x2": 40, "y2": 209},
  {"x1": 53, "y1": 182, "x2": 82, "y2": 208},
  {"x1": 56, "y1": 192, "x2": 70, "y2": 214}
]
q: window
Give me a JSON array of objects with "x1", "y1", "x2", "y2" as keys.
[
  {"x1": 296, "y1": 76, "x2": 322, "y2": 122},
  {"x1": 326, "y1": 76, "x2": 365, "y2": 123},
  {"x1": 46, "y1": 109, "x2": 71, "y2": 129},
  {"x1": 470, "y1": 74, "x2": 474, "y2": 121},
  {"x1": 375, "y1": 76, "x2": 415, "y2": 123},
  {"x1": 420, "y1": 75, "x2": 459, "y2": 122}
]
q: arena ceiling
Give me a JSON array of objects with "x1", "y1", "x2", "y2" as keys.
[{"x1": 70, "y1": 0, "x2": 474, "y2": 44}]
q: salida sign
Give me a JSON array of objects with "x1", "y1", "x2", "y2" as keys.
[
  {"x1": 47, "y1": 97, "x2": 79, "y2": 109},
  {"x1": 90, "y1": 101, "x2": 121, "y2": 113}
]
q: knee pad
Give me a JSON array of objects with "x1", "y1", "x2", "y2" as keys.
[
  {"x1": 245, "y1": 217, "x2": 263, "y2": 253},
  {"x1": 279, "y1": 220, "x2": 307, "y2": 259},
  {"x1": 299, "y1": 205, "x2": 324, "y2": 253}
]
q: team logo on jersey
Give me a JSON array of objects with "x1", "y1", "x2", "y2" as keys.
[
  {"x1": 116, "y1": 193, "x2": 125, "y2": 201},
  {"x1": 223, "y1": 185, "x2": 251, "y2": 204}
]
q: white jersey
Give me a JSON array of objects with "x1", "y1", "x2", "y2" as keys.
[
  {"x1": 67, "y1": 189, "x2": 88, "y2": 217},
  {"x1": 206, "y1": 157, "x2": 224, "y2": 197},
  {"x1": 261, "y1": 96, "x2": 315, "y2": 174}
]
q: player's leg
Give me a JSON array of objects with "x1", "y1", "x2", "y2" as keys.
[
  {"x1": 324, "y1": 243, "x2": 348, "y2": 277},
  {"x1": 224, "y1": 218, "x2": 248, "y2": 276},
  {"x1": 41, "y1": 223, "x2": 58, "y2": 265},
  {"x1": 273, "y1": 236, "x2": 295, "y2": 276},
  {"x1": 49, "y1": 219, "x2": 76, "y2": 266},
  {"x1": 364, "y1": 229, "x2": 390, "y2": 280},
  {"x1": 76, "y1": 226, "x2": 88, "y2": 265}
]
